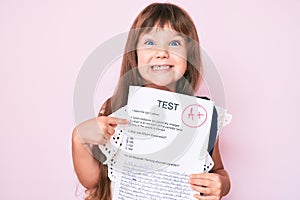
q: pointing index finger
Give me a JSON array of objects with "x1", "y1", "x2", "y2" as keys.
[{"x1": 111, "y1": 117, "x2": 129, "y2": 125}]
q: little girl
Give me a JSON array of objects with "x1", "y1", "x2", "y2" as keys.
[{"x1": 72, "y1": 3, "x2": 230, "y2": 200}]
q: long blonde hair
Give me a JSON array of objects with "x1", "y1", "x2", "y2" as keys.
[{"x1": 86, "y1": 3, "x2": 202, "y2": 200}]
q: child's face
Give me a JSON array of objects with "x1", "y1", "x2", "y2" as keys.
[{"x1": 136, "y1": 24, "x2": 187, "y2": 91}]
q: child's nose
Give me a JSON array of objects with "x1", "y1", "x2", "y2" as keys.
[{"x1": 155, "y1": 48, "x2": 169, "y2": 59}]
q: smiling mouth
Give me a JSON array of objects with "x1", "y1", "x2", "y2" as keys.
[{"x1": 151, "y1": 65, "x2": 173, "y2": 71}]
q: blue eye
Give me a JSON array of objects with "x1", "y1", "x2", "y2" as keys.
[
  {"x1": 145, "y1": 40, "x2": 154, "y2": 45},
  {"x1": 170, "y1": 40, "x2": 180, "y2": 46}
]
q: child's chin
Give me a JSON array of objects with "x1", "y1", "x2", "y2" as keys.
[{"x1": 145, "y1": 82, "x2": 174, "y2": 91}]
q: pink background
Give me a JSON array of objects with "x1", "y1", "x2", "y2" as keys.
[{"x1": 1, "y1": 0, "x2": 300, "y2": 199}]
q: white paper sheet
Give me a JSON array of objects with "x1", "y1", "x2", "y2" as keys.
[{"x1": 99, "y1": 86, "x2": 216, "y2": 199}]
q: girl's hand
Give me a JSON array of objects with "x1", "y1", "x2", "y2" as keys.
[
  {"x1": 75, "y1": 116, "x2": 129, "y2": 145},
  {"x1": 189, "y1": 172, "x2": 230, "y2": 200}
]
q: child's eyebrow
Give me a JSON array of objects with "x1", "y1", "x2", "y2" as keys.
[
  {"x1": 140, "y1": 33, "x2": 157, "y2": 39},
  {"x1": 141, "y1": 33, "x2": 185, "y2": 39},
  {"x1": 172, "y1": 34, "x2": 185, "y2": 39}
]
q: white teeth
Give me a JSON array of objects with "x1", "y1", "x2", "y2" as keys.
[{"x1": 152, "y1": 65, "x2": 171, "y2": 71}]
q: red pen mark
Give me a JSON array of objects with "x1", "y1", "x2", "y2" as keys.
[
  {"x1": 188, "y1": 108, "x2": 195, "y2": 120},
  {"x1": 181, "y1": 104, "x2": 208, "y2": 128},
  {"x1": 197, "y1": 112, "x2": 204, "y2": 119}
]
